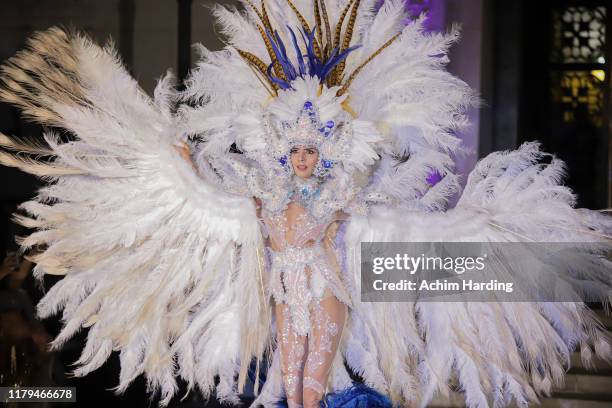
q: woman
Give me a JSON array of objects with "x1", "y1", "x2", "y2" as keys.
[
  {"x1": 180, "y1": 138, "x2": 351, "y2": 408},
  {"x1": 261, "y1": 145, "x2": 348, "y2": 408}
]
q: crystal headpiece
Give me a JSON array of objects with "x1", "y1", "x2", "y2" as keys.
[
  {"x1": 272, "y1": 97, "x2": 352, "y2": 176},
  {"x1": 280, "y1": 100, "x2": 335, "y2": 149}
]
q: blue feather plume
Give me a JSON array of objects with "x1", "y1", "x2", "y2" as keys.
[
  {"x1": 265, "y1": 25, "x2": 360, "y2": 89},
  {"x1": 275, "y1": 382, "x2": 392, "y2": 408}
]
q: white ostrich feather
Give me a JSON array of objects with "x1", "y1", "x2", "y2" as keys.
[
  {"x1": 0, "y1": 27, "x2": 264, "y2": 406},
  {"x1": 358, "y1": 0, "x2": 407, "y2": 58},
  {"x1": 343, "y1": 141, "x2": 612, "y2": 407}
]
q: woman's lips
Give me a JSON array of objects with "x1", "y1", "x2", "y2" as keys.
[{"x1": 297, "y1": 165, "x2": 307, "y2": 170}]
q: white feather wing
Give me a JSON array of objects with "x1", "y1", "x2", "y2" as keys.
[
  {"x1": 342, "y1": 142, "x2": 612, "y2": 408},
  {"x1": 0, "y1": 27, "x2": 266, "y2": 406}
]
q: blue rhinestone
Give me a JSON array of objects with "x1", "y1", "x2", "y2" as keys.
[
  {"x1": 326, "y1": 120, "x2": 335, "y2": 128},
  {"x1": 279, "y1": 156, "x2": 287, "y2": 165},
  {"x1": 303, "y1": 101, "x2": 313, "y2": 109},
  {"x1": 323, "y1": 160, "x2": 333, "y2": 168},
  {"x1": 302, "y1": 187, "x2": 308, "y2": 195},
  {"x1": 318, "y1": 127, "x2": 326, "y2": 133}
]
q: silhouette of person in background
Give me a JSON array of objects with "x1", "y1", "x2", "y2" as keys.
[{"x1": 0, "y1": 202, "x2": 52, "y2": 389}]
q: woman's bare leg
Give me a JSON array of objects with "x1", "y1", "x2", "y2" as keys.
[
  {"x1": 302, "y1": 290, "x2": 347, "y2": 408},
  {"x1": 276, "y1": 302, "x2": 308, "y2": 408}
]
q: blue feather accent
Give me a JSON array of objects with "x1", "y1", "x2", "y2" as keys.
[
  {"x1": 267, "y1": 61, "x2": 291, "y2": 89},
  {"x1": 275, "y1": 383, "x2": 392, "y2": 408},
  {"x1": 265, "y1": 28, "x2": 294, "y2": 89},
  {"x1": 326, "y1": 44, "x2": 362, "y2": 75},
  {"x1": 265, "y1": 25, "x2": 360, "y2": 89},
  {"x1": 274, "y1": 30, "x2": 297, "y2": 78},
  {"x1": 303, "y1": 26, "x2": 319, "y2": 74},
  {"x1": 287, "y1": 26, "x2": 306, "y2": 76}
]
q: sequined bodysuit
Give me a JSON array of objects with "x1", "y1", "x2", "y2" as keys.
[{"x1": 261, "y1": 198, "x2": 351, "y2": 408}]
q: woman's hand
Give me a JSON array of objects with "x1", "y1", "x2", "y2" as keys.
[
  {"x1": 174, "y1": 141, "x2": 191, "y2": 162},
  {"x1": 324, "y1": 211, "x2": 349, "y2": 245},
  {"x1": 174, "y1": 141, "x2": 197, "y2": 170},
  {"x1": 334, "y1": 210, "x2": 349, "y2": 221},
  {"x1": 325, "y1": 221, "x2": 341, "y2": 243},
  {"x1": 254, "y1": 197, "x2": 263, "y2": 219}
]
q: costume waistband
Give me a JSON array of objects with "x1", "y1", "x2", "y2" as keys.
[{"x1": 268, "y1": 244, "x2": 324, "y2": 265}]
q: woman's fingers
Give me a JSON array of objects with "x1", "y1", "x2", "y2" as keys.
[{"x1": 173, "y1": 142, "x2": 191, "y2": 162}]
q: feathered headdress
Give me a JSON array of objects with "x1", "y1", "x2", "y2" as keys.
[
  {"x1": 181, "y1": 0, "x2": 478, "y2": 211},
  {"x1": 227, "y1": 0, "x2": 407, "y2": 179}
]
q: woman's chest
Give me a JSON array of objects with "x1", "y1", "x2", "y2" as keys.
[{"x1": 263, "y1": 202, "x2": 329, "y2": 248}]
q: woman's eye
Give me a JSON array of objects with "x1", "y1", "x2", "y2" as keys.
[{"x1": 306, "y1": 149, "x2": 316, "y2": 154}]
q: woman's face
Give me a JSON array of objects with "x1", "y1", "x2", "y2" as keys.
[{"x1": 290, "y1": 146, "x2": 319, "y2": 179}]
